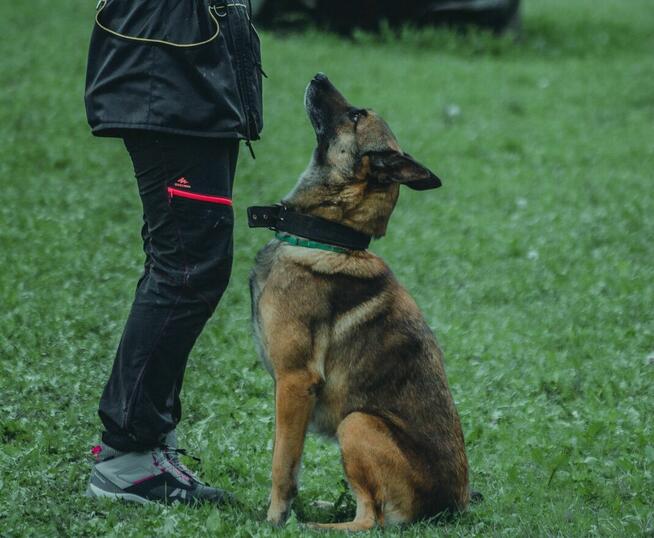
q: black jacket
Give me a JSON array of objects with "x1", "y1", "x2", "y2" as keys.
[{"x1": 85, "y1": 0, "x2": 263, "y2": 140}]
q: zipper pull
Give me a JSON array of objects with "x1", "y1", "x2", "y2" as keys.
[{"x1": 245, "y1": 140, "x2": 256, "y2": 159}]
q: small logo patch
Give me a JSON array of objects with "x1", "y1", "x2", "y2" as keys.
[{"x1": 174, "y1": 177, "x2": 192, "y2": 189}]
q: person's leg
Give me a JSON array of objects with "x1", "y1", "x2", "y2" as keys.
[{"x1": 98, "y1": 131, "x2": 239, "y2": 452}]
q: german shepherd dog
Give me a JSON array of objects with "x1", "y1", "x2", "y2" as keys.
[{"x1": 249, "y1": 74, "x2": 469, "y2": 530}]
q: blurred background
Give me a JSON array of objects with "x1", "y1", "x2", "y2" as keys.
[{"x1": 251, "y1": 0, "x2": 522, "y2": 34}]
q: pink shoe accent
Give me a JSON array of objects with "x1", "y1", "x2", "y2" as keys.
[
  {"x1": 91, "y1": 444, "x2": 103, "y2": 462},
  {"x1": 132, "y1": 475, "x2": 157, "y2": 485}
]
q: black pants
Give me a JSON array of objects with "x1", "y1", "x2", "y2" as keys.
[{"x1": 100, "y1": 132, "x2": 239, "y2": 452}]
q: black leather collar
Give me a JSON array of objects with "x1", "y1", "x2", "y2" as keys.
[{"x1": 247, "y1": 204, "x2": 371, "y2": 251}]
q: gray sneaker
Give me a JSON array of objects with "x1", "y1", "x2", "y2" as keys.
[{"x1": 85, "y1": 439, "x2": 234, "y2": 506}]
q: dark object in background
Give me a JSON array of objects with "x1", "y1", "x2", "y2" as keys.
[{"x1": 252, "y1": 0, "x2": 521, "y2": 34}]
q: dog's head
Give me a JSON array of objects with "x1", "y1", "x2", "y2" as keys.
[{"x1": 283, "y1": 73, "x2": 442, "y2": 238}]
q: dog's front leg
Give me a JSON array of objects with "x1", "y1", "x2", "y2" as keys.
[{"x1": 267, "y1": 370, "x2": 320, "y2": 526}]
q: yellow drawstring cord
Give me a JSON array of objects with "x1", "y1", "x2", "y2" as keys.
[{"x1": 94, "y1": 0, "x2": 225, "y2": 48}]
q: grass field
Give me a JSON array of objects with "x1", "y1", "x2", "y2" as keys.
[{"x1": 1, "y1": 0, "x2": 653, "y2": 536}]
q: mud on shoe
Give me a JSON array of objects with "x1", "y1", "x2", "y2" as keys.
[{"x1": 85, "y1": 442, "x2": 234, "y2": 506}]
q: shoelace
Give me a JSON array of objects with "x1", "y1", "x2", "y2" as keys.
[
  {"x1": 152, "y1": 446, "x2": 194, "y2": 486},
  {"x1": 162, "y1": 445, "x2": 204, "y2": 485}
]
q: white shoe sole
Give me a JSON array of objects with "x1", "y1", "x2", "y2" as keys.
[{"x1": 86, "y1": 483, "x2": 152, "y2": 505}]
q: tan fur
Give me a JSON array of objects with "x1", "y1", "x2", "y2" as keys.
[{"x1": 249, "y1": 77, "x2": 469, "y2": 531}]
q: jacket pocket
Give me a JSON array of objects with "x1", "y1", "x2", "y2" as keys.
[{"x1": 95, "y1": 0, "x2": 221, "y2": 48}]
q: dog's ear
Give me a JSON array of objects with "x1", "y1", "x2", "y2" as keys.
[{"x1": 366, "y1": 150, "x2": 442, "y2": 190}]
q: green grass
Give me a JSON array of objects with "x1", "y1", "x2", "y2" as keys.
[{"x1": 1, "y1": 0, "x2": 653, "y2": 536}]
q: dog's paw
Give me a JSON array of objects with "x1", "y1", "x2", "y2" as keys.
[{"x1": 266, "y1": 504, "x2": 291, "y2": 527}]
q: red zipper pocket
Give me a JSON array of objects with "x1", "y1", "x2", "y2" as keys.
[{"x1": 167, "y1": 187, "x2": 232, "y2": 206}]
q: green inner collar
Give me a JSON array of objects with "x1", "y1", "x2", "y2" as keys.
[{"x1": 275, "y1": 232, "x2": 352, "y2": 253}]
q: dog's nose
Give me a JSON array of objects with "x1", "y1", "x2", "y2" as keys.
[{"x1": 313, "y1": 72, "x2": 328, "y2": 83}]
